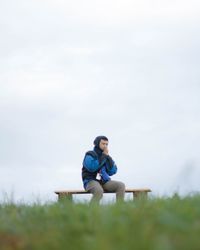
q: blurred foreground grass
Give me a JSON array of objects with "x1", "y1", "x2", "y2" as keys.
[{"x1": 0, "y1": 194, "x2": 200, "y2": 250}]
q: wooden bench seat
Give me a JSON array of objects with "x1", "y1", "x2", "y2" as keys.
[{"x1": 55, "y1": 188, "x2": 151, "y2": 201}]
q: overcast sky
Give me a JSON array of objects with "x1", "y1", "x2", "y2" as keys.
[{"x1": 1, "y1": 0, "x2": 200, "y2": 203}]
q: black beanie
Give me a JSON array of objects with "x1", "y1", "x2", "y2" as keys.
[{"x1": 93, "y1": 136, "x2": 108, "y2": 148}]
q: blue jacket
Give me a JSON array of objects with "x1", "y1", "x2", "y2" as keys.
[{"x1": 82, "y1": 151, "x2": 117, "y2": 189}]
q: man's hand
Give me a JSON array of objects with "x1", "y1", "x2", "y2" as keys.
[{"x1": 103, "y1": 148, "x2": 109, "y2": 155}]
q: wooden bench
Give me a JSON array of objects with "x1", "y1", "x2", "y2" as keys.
[{"x1": 55, "y1": 188, "x2": 151, "y2": 202}]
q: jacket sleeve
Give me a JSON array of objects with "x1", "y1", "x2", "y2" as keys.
[
  {"x1": 99, "y1": 166, "x2": 111, "y2": 183},
  {"x1": 106, "y1": 158, "x2": 118, "y2": 176},
  {"x1": 83, "y1": 155, "x2": 107, "y2": 172}
]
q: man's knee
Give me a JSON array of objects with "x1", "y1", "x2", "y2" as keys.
[
  {"x1": 117, "y1": 181, "x2": 126, "y2": 191},
  {"x1": 93, "y1": 186, "x2": 104, "y2": 198}
]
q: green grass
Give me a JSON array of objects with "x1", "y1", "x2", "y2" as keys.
[{"x1": 1, "y1": 194, "x2": 200, "y2": 250}]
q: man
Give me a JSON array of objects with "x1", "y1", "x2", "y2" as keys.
[{"x1": 82, "y1": 135, "x2": 125, "y2": 203}]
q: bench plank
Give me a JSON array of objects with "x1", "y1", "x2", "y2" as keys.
[
  {"x1": 55, "y1": 188, "x2": 151, "y2": 194},
  {"x1": 55, "y1": 188, "x2": 151, "y2": 201}
]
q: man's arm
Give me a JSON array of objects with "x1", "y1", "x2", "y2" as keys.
[
  {"x1": 106, "y1": 161, "x2": 117, "y2": 176},
  {"x1": 99, "y1": 166, "x2": 111, "y2": 183},
  {"x1": 102, "y1": 148, "x2": 118, "y2": 176},
  {"x1": 83, "y1": 154, "x2": 107, "y2": 172}
]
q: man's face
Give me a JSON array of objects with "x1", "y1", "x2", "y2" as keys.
[{"x1": 99, "y1": 139, "x2": 108, "y2": 151}]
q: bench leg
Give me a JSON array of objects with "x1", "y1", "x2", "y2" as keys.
[
  {"x1": 133, "y1": 191, "x2": 148, "y2": 200},
  {"x1": 58, "y1": 193, "x2": 73, "y2": 202}
]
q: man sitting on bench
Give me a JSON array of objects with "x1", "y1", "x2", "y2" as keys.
[{"x1": 82, "y1": 135, "x2": 125, "y2": 203}]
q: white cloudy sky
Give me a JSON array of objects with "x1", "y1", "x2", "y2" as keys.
[{"x1": 1, "y1": 0, "x2": 200, "y2": 203}]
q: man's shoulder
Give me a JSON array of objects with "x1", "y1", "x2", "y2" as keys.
[{"x1": 84, "y1": 150, "x2": 98, "y2": 158}]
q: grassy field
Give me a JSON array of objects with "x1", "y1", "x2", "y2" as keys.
[{"x1": 0, "y1": 194, "x2": 200, "y2": 250}]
